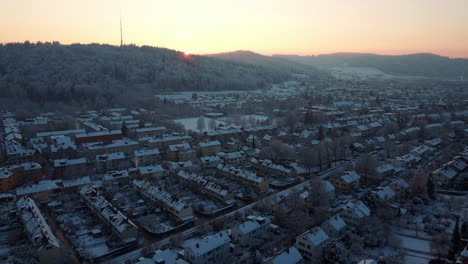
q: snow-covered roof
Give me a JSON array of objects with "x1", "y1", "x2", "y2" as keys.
[
  {"x1": 325, "y1": 215, "x2": 347, "y2": 231},
  {"x1": 376, "y1": 186, "x2": 396, "y2": 201},
  {"x1": 135, "y1": 126, "x2": 166, "y2": 133},
  {"x1": 53, "y1": 157, "x2": 87, "y2": 167},
  {"x1": 376, "y1": 164, "x2": 394, "y2": 174},
  {"x1": 184, "y1": 231, "x2": 230, "y2": 256},
  {"x1": 199, "y1": 140, "x2": 221, "y2": 148},
  {"x1": 75, "y1": 129, "x2": 121, "y2": 138},
  {"x1": 433, "y1": 167, "x2": 457, "y2": 179},
  {"x1": 96, "y1": 152, "x2": 126, "y2": 161},
  {"x1": 304, "y1": 227, "x2": 329, "y2": 246},
  {"x1": 217, "y1": 164, "x2": 265, "y2": 184},
  {"x1": 168, "y1": 143, "x2": 192, "y2": 152},
  {"x1": 139, "y1": 165, "x2": 164, "y2": 175},
  {"x1": 271, "y1": 246, "x2": 303, "y2": 264},
  {"x1": 134, "y1": 148, "x2": 160, "y2": 157},
  {"x1": 341, "y1": 171, "x2": 360, "y2": 183},
  {"x1": 16, "y1": 197, "x2": 61, "y2": 250},
  {"x1": 80, "y1": 186, "x2": 138, "y2": 234},
  {"x1": 132, "y1": 180, "x2": 190, "y2": 214}
]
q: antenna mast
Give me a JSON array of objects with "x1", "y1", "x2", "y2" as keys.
[{"x1": 120, "y1": 14, "x2": 123, "y2": 47}]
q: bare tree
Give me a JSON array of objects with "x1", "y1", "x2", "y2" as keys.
[
  {"x1": 355, "y1": 154, "x2": 377, "y2": 182},
  {"x1": 196, "y1": 117, "x2": 206, "y2": 133},
  {"x1": 410, "y1": 168, "x2": 428, "y2": 195},
  {"x1": 208, "y1": 118, "x2": 217, "y2": 130},
  {"x1": 430, "y1": 232, "x2": 451, "y2": 259},
  {"x1": 299, "y1": 147, "x2": 318, "y2": 175}
]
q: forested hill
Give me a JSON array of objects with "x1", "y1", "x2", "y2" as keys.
[
  {"x1": 0, "y1": 43, "x2": 315, "y2": 109},
  {"x1": 274, "y1": 53, "x2": 468, "y2": 79}
]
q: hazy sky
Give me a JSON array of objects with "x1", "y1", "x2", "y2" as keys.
[{"x1": 2, "y1": 0, "x2": 468, "y2": 57}]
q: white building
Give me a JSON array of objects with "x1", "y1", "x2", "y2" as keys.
[
  {"x1": 231, "y1": 216, "x2": 271, "y2": 245},
  {"x1": 295, "y1": 227, "x2": 329, "y2": 260},
  {"x1": 16, "y1": 197, "x2": 62, "y2": 264},
  {"x1": 183, "y1": 231, "x2": 231, "y2": 264}
]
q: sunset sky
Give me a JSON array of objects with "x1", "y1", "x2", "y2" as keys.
[{"x1": 2, "y1": 0, "x2": 468, "y2": 58}]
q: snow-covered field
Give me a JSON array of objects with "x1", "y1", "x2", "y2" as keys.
[
  {"x1": 396, "y1": 235, "x2": 430, "y2": 253},
  {"x1": 329, "y1": 66, "x2": 425, "y2": 80},
  {"x1": 174, "y1": 114, "x2": 270, "y2": 132}
]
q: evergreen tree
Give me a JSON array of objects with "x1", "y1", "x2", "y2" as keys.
[
  {"x1": 121, "y1": 121, "x2": 128, "y2": 137},
  {"x1": 449, "y1": 217, "x2": 461, "y2": 260},
  {"x1": 321, "y1": 240, "x2": 351, "y2": 264},
  {"x1": 427, "y1": 176, "x2": 435, "y2": 199},
  {"x1": 139, "y1": 119, "x2": 144, "y2": 128},
  {"x1": 461, "y1": 221, "x2": 468, "y2": 240},
  {"x1": 318, "y1": 125, "x2": 325, "y2": 141}
]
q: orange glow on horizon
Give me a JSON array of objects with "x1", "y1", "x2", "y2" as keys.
[{"x1": 1, "y1": 0, "x2": 467, "y2": 58}]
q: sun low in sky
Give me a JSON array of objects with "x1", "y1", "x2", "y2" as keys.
[{"x1": 1, "y1": 0, "x2": 468, "y2": 58}]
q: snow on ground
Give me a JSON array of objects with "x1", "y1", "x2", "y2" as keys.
[
  {"x1": 174, "y1": 114, "x2": 270, "y2": 132},
  {"x1": 396, "y1": 235, "x2": 431, "y2": 253},
  {"x1": 329, "y1": 66, "x2": 425, "y2": 80},
  {"x1": 174, "y1": 117, "x2": 226, "y2": 132},
  {"x1": 404, "y1": 254, "x2": 430, "y2": 264},
  {"x1": 396, "y1": 228, "x2": 432, "y2": 240}
]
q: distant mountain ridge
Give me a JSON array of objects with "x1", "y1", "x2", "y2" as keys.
[
  {"x1": 208, "y1": 50, "x2": 325, "y2": 77},
  {"x1": 272, "y1": 52, "x2": 468, "y2": 79}
]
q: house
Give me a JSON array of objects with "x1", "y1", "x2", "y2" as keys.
[
  {"x1": 388, "y1": 178, "x2": 410, "y2": 198},
  {"x1": 246, "y1": 134, "x2": 260, "y2": 148},
  {"x1": 250, "y1": 158, "x2": 296, "y2": 178},
  {"x1": 226, "y1": 138, "x2": 241, "y2": 151},
  {"x1": 53, "y1": 157, "x2": 88, "y2": 178},
  {"x1": 80, "y1": 186, "x2": 138, "y2": 241},
  {"x1": 135, "y1": 126, "x2": 166, "y2": 138},
  {"x1": 424, "y1": 138, "x2": 442, "y2": 148},
  {"x1": 295, "y1": 227, "x2": 329, "y2": 260},
  {"x1": 60, "y1": 176, "x2": 91, "y2": 191},
  {"x1": 217, "y1": 151, "x2": 245, "y2": 165},
  {"x1": 266, "y1": 246, "x2": 303, "y2": 264},
  {"x1": 411, "y1": 145, "x2": 435, "y2": 158},
  {"x1": 138, "y1": 165, "x2": 165, "y2": 180},
  {"x1": 132, "y1": 180, "x2": 193, "y2": 221},
  {"x1": 135, "y1": 248, "x2": 190, "y2": 264},
  {"x1": 332, "y1": 171, "x2": 360, "y2": 193},
  {"x1": 200, "y1": 156, "x2": 222, "y2": 168},
  {"x1": 0, "y1": 162, "x2": 42, "y2": 193},
  {"x1": 433, "y1": 167, "x2": 458, "y2": 185},
  {"x1": 133, "y1": 148, "x2": 160, "y2": 167},
  {"x1": 16, "y1": 197, "x2": 62, "y2": 264},
  {"x1": 83, "y1": 139, "x2": 140, "y2": 156},
  {"x1": 231, "y1": 216, "x2": 271, "y2": 245},
  {"x1": 340, "y1": 201, "x2": 371, "y2": 228},
  {"x1": 374, "y1": 164, "x2": 395, "y2": 180},
  {"x1": 177, "y1": 171, "x2": 234, "y2": 202},
  {"x1": 95, "y1": 152, "x2": 129, "y2": 173},
  {"x1": 167, "y1": 143, "x2": 197, "y2": 162},
  {"x1": 321, "y1": 215, "x2": 347, "y2": 238},
  {"x1": 183, "y1": 231, "x2": 231, "y2": 264},
  {"x1": 446, "y1": 159, "x2": 467, "y2": 173},
  {"x1": 102, "y1": 170, "x2": 130, "y2": 185},
  {"x1": 394, "y1": 154, "x2": 421, "y2": 168},
  {"x1": 15, "y1": 180, "x2": 60, "y2": 201},
  {"x1": 75, "y1": 130, "x2": 122, "y2": 145},
  {"x1": 199, "y1": 140, "x2": 222, "y2": 156},
  {"x1": 217, "y1": 164, "x2": 269, "y2": 192},
  {"x1": 324, "y1": 181, "x2": 336, "y2": 200},
  {"x1": 375, "y1": 186, "x2": 396, "y2": 202}
]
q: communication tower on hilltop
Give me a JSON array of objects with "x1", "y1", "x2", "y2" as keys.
[{"x1": 120, "y1": 15, "x2": 124, "y2": 47}]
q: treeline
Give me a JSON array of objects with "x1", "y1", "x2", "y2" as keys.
[
  {"x1": 275, "y1": 53, "x2": 468, "y2": 79},
  {"x1": 0, "y1": 42, "x2": 296, "y2": 110}
]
